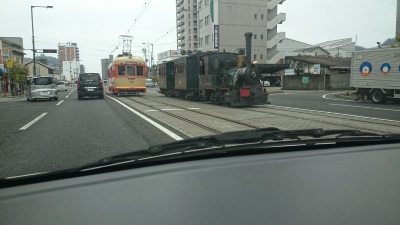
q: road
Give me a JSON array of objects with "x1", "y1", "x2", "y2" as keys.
[
  {"x1": 0, "y1": 87, "x2": 399, "y2": 178},
  {"x1": 268, "y1": 90, "x2": 400, "y2": 121},
  {"x1": 0, "y1": 87, "x2": 180, "y2": 178}
]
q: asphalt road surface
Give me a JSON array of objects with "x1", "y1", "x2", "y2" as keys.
[
  {"x1": 0, "y1": 87, "x2": 178, "y2": 178},
  {"x1": 268, "y1": 90, "x2": 400, "y2": 122}
]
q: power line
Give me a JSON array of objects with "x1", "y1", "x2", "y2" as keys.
[
  {"x1": 109, "y1": 0, "x2": 154, "y2": 56},
  {"x1": 151, "y1": 25, "x2": 177, "y2": 43}
]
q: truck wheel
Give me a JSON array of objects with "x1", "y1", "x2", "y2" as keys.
[{"x1": 370, "y1": 90, "x2": 388, "y2": 104}]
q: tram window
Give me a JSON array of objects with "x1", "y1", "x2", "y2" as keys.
[
  {"x1": 127, "y1": 66, "x2": 136, "y2": 76},
  {"x1": 118, "y1": 66, "x2": 126, "y2": 75},
  {"x1": 137, "y1": 66, "x2": 144, "y2": 76}
]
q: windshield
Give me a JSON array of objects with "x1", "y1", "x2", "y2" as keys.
[
  {"x1": 33, "y1": 77, "x2": 54, "y2": 85},
  {"x1": 79, "y1": 73, "x2": 100, "y2": 82},
  {"x1": 0, "y1": 0, "x2": 398, "y2": 181}
]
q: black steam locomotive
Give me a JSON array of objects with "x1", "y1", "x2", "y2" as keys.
[{"x1": 158, "y1": 33, "x2": 272, "y2": 107}]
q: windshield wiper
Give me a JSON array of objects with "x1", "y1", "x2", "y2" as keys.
[{"x1": 73, "y1": 128, "x2": 400, "y2": 171}]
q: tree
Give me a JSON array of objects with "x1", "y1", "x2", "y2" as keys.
[{"x1": 9, "y1": 62, "x2": 29, "y2": 95}]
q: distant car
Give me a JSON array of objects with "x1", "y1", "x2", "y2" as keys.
[
  {"x1": 146, "y1": 79, "x2": 155, "y2": 88},
  {"x1": 57, "y1": 81, "x2": 67, "y2": 92},
  {"x1": 26, "y1": 76, "x2": 58, "y2": 102},
  {"x1": 77, "y1": 73, "x2": 104, "y2": 100}
]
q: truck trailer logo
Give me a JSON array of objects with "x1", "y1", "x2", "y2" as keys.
[
  {"x1": 380, "y1": 63, "x2": 391, "y2": 75},
  {"x1": 359, "y1": 62, "x2": 372, "y2": 77}
]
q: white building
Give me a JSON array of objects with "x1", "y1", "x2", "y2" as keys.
[
  {"x1": 192, "y1": 0, "x2": 286, "y2": 64},
  {"x1": 176, "y1": 0, "x2": 198, "y2": 51},
  {"x1": 157, "y1": 50, "x2": 182, "y2": 64},
  {"x1": 62, "y1": 61, "x2": 80, "y2": 81}
]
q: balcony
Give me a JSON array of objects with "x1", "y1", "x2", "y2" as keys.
[
  {"x1": 266, "y1": 51, "x2": 285, "y2": 64},
  {"x1": 267, "y1": 0, "x2": 286, "y2": 10},
  {"x1": 266, "y1": 32, "x2": 285, "y2": 49},
  {"x1": 267, "y1": 13, "x2": 286, "y2": 30}
]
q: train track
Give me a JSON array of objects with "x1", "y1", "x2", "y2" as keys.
[
  {"x1": 124, "y1": 97, "x2": 224, "y2": 135},
  {"x1": 141, "y1": 94, "x2": 399, "y2": 134},
  {"x1": 140, "y1": 96, "x2": 261, "y2": 129},
  {"x1": 240, "y1": 105, "x2": 400, "y2": 134}
]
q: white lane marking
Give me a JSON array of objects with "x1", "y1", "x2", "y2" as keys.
[
  {"x1": 145, "y1": 110, "x2": 158, "y2": 112},
  {"x1": 322, "y1": 92, "x2": 354, "y2": 102},
  {"x1": 259, "y1": 104, "x2": 400, "y2": 123},
  {"x1": 56, "y1": 100, "x2": 64, "y2": 106},
  {"x1": 161, "y1": 109, "x2": 185, "y2": 111},
  {"x1": 187, "y1": 108, "x2": 200, "y2": 110},
  {"x1": 5, "y1": 172, "x2": 48, "y2": 179},
  {"x1": 329, "y1": 103, "x2": 400, "y2": 112},
  {"x1": 65, "y1": 95, "x2": 69, "y2": 98},
  {"x1": 19, "y1": 113, "x2": 48, "y2": 131},
  {"x1": 107, "y1": 96, "x2": 183, "y2": 141}
]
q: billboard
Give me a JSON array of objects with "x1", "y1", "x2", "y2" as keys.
[{"x1": 313, "y1": 64, "x2": 321, "y2": 74}]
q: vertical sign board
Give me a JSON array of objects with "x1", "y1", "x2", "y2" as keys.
[
  {"x1": 313, "y1": 64, "x2": 321, "y2": 74},
  {"x1": 214, "y1": 25, "x2": 219, "y2": 51}
]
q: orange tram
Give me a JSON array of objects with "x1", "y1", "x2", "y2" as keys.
[{"x1": 108, "y1": 54, "x2": 148, "y2": 96}]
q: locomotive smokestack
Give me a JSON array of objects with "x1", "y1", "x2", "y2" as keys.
[{"x1": 244, "y1": 32, "x2": 253, "y2": 66}]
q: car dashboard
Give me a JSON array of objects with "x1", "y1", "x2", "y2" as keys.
[{"x1": 1, "y1": 143, "x2": 399, "y2": 225}]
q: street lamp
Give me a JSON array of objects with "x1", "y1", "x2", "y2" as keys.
[{"x1": 31, "y1": 5, "x2": 53, "y2": 77}]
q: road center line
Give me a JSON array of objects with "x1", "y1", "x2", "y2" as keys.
[
  {"x1": 161, "y1": 109, "x2": 185, "y2": 111},
  {"x1": 259, "y1": 104, "x2": 400, "y2": 123},
  {"x1": 187, "y1": 108, "x2": 200, "y2": 110},
  {"x1": 107, "y1": 96, "x2": 183, "y2": 141},
  {"x1": 56, "y1": 100, "x2": 64, "y2": 106},
  {"x1": 19, "y1": 113, "x2": 48, "y2": 131},
  {"x1": 65, "y1": 95, "x2": 69, "y2": 98},
  {"x1": 329, "y1": 103, "x2": 400, "y2": 112},
  {"x1": 322, "y1": 92, "x2": 354, "y2": 102}
]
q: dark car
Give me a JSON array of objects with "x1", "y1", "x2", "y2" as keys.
[{"x1": 77, "y1": 73, "x2": 104, "y2": 100}]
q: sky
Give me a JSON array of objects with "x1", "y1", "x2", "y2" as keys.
[{"x1": 0, "y1": 0, "x2": 397, "y2": 74}]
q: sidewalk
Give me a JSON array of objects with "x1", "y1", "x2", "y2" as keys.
[{"x1": 0, "y1": 93, "x2": 26, "y2": 103}]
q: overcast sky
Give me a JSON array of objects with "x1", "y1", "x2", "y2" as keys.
[{"x1": 0, "y1": 0, "x2": 397, "y2": 73}]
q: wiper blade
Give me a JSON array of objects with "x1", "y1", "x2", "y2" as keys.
[{"x1": 73, "y1": 128, "x2": 399, "y2": 171}]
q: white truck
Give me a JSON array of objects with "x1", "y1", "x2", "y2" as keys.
[{"x1": 350, "y1": 48, "x2": 400, "y2": 103}]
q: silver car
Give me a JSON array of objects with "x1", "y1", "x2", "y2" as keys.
[
  {"x1": 26, "y1": 76, "x2": 58, "y2": 102},
  {"x1": 57, "y1": 81, "x2": 68, "y2": 92}
]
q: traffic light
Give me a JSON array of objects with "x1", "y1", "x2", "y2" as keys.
[{"x1": 43, "y1": 49, "x2": 57, "y2": 53}]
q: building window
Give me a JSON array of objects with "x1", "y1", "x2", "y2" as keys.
[
  {"x1": 189, "y1": 21, "x2": 191, "y2": 27},
  {"x1": 260, "y1": 54, "x2": 263, "y2": 60},
  {"x1": 205, "y1": 35, "x2": 210, "y2": 45},
  {"x1": 189, "y1": 14, "x2": 191, "y2": 19},
  {"x1": 189, "y1": 36, "x2": 192, "y2": 41},
  {"x1": 254, "y1": 34, "x2": 257, "y2": 40},
  {"x1": 261, "y1": 14, "x2": 264, "y2": 19},
  {"x1": 261, "y1": 34, "x2": 263, "y2": 40},
  {"x1": 205, "y1": 16, "x2": 210, "y2": 26},
  {"x1": 254, "y1": 14, "x2": 257, "y2": 19},
  {"x1": 189, "y1": 43, "x2": 192, "y2": 49},
  {"x1": 200, "y1": 19, "x2": 203, "y2": 28},
  {"x1": 189, "y1": 29, "x2": 191, "y2": 34},
  {"x1": 254, "y1": 54, "x2": 257, "y2": 60},
  {"x1": 205, "y1": 0, "x2": 209, "y2": 6}
]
